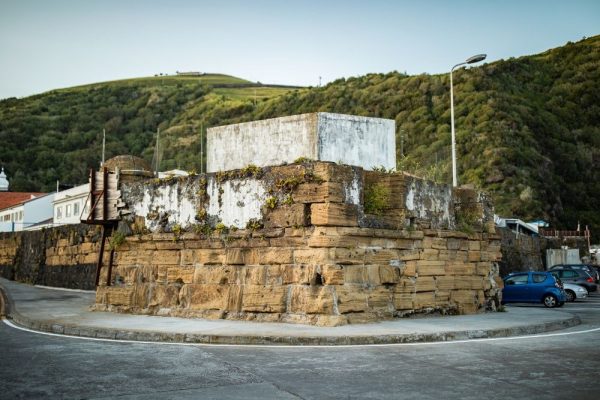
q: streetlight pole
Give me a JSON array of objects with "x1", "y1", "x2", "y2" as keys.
[{"x1": 450, "y1": 53, "x2": 486, "y2": 187}]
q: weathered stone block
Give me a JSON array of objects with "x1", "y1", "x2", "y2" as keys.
[
  {"x1": 193, "y1": 265, "x2": 237, "y2": 285},
  {"x1": 180, "y1": 284, "x2": 230, "y2": 310},
  {"x1": 311, "y1": 203, "x2": 359, "y2": 227},
  {"x1": 417, "y1": 260, "x2": 446, "y2": 276},
  {"x1": 181, "y1": 249, "x2": 225, "y2": 265},
  {"x1": 282, "y1": 264, "x2": 315, "y2": 285},
  {"x1": 167, "y1": 266, "x2": 195, "y2": 284},
  {"x1": 293, "y1": 248, "x2": 332, "y2": 264},
  {"x1": 321, "y1": 264, "x2": 345, "y2": 285},
  {"x1": 292, "y1": 182, "x2": 344, "y2": 203},
  {"x1": 365, "y1": 248, "x2": 400, "y2": 264},
  {"x1": 239, "y1": 265, "x2": 267, "y2": 285},
  {"x1": 435, "y1": 274, "x2": 454, "y2": 290},
  {"x1": 367, "y1": 287, "x2": 392, "y2": 310},
  {"x1": 290, "y1": 285, "x2": 334, "y2": 314},
  {"x1": 416, "y1": 276, "x2": 436, "y2": 292},
  {"x1": 414, "y1": 291, "x2": 436, "y2": 308},
  {"x1": 258, "y1": 248, "x2": 294, "y2": 265},
  {"x1": 332, "y1": 247, "x2": 365, "y2": 264},
  {"x1": 336, "y1": 286, "x2": 368, "y2": 313},
  {"x1": 241, "y1": 285, "x2": 287, "y2": 312},
  {"x1": 343, "y1": 265, "x2": 366, "y2": 284},
  {"x1": 149, "y1": 284, "x2": 180, "y2": 308},
  {"x1": 264, "y1": 204, "x2": 308, "y2": 228}
]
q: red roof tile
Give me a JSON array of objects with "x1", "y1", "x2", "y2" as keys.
[{"x1": 0, "y1": 192, "x2": 45, "y2": 211}]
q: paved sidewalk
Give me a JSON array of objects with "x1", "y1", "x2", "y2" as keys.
[{"x1": 0, "y1": 278, "x2": 581, "y2": 346}]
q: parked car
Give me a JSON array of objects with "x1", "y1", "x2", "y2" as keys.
[
  {"x1": 550, "y1": 264, "x2": 599, "y2": 283},
  {"x1": 548, "y1": 267, "x2": 597, "y2": 293},
  {"x1": 562, "y1": 283, "x2": 588, "y2": 302},
  {"x1": 502, "y1": 271, "x2": 566, "y2": 308},
  {"x1": 583, "y1": 264, "x2": 600, "y2": 282}
]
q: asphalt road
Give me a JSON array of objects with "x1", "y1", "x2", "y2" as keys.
[{"x1": 1, "y1": 294, "x2": 600, "y2": 400}]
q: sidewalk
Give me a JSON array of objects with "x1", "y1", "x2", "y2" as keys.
[{"x1": 0, "y1": 277, "x2": 581, "y2": 346}]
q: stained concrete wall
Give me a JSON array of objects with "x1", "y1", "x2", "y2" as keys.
[{"x1": 207, "y1": 113, "x2": 395, "y2": 173}]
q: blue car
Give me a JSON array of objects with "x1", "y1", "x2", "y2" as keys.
[{"x1": 502, "y1": 271, "x2": 566, "y2": 308}]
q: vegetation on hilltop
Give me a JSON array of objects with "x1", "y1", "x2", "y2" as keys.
[{"x1": 1, "y1": 37, "x2": 599, "y2": 236}]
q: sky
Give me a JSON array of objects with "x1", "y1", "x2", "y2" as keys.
[{"x1": 0, "y1": 0, "x2": 599, "y2": 99}]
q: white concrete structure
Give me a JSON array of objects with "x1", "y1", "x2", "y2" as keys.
[
  {"x1": 0, "y1": 193, "x2": 53, "y2": 232},
  {"x1": 207, "y1": 113, "x2": 396, "y2": 173},
  {"x1": 53, "y1": 183, "x2": 89, "y2": 225}
]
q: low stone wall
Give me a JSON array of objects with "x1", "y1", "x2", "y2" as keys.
[
  {"x1": 0, "y1": 225, "x2": 101, "y2": 290},
  {"x1": 94, "y1": 161, "x2": 503, "y2": 326}
]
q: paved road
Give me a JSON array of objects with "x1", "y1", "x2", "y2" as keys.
[{"x1": 1, "y1": 294, "x2": 600, "y2": 399}]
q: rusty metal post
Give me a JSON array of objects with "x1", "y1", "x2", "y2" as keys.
[
  {"x1": 106, "y1": 246, "x2": 115, "y2": 287},
  {"x1": 94, "y1": 225, "x2": 107, "y2": 287}
]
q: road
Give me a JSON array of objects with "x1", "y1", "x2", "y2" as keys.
[{"x1": 1, "y1": 294, "x2": 600, "y2": 400}]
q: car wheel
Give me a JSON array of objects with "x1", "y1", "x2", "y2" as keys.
[
  {"x1": 565, "y1": 290, "x2": 576, "y2": 302},
  {"x1": 543, "y1": 294, "x2": 558, "y2": 308}
]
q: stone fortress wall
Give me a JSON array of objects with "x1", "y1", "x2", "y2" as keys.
[{"x1": 94, "y1": 160, "x2": 502, "y2": 326}]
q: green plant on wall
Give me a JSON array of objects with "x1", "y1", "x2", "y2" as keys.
[
  {"x1": 264, "y1": 196, "x2": 278, "y2": 209},
  {"x1": 109, "y1": 231, "x2": 126, "y2": 250},
  {"x1": 364, "y1": 183, "x2": 390, "y2": 216},
  {"x1": 172, "y1": 223, "x2": 182, "y2": 240}
]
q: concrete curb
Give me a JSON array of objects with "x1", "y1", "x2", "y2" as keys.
[{"x1": 0, "y1": 284, "x2": 582, "y2": 346}]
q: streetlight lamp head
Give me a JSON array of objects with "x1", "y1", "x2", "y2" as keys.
[{"x1": 466, "y1": 54, "x2": 487, "y2": 64}]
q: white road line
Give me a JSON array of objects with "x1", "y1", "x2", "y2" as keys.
[{"x1": 3, "y1": 319, "x2": 600, "y2": 349}]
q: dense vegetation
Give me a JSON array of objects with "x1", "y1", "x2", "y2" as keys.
[{"x1": 1, "y1": 36, "x2": 599, "y2": 236}]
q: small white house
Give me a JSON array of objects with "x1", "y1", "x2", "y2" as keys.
[{"x1": 53, "y1": 183, "x2": 90, "y2": 225}]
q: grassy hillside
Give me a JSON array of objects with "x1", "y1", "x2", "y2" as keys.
[{"x1": 1, "y1": 36, "x2": 599, "y2": 236}]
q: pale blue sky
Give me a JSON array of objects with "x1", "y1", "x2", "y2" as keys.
[{"x1": 0, "y1": 0, "x2": 598, "y2": 98}]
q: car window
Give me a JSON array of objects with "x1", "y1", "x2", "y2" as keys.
[
  {"x1": 505, "y1": 274, "x2": 529, "y2": 285},
  {"x1": 562, "y1": 270, "x2": 577, "y2": 278},
  {"x1": 532, "y1": 273, "x2": 547, "y2": 283}
]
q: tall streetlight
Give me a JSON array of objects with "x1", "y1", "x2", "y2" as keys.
[{"x1": 450, "y1": 53, "x2": 486, "y2": 187}]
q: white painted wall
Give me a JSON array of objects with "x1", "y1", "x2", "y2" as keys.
[
  {"x1": 125, "y1": 176, "x2": 268, "y2": 231},
  {"x1": 316, "y1": 113, "x2": 395, "y2": 170},
  {"x1": 206, "y1": 178, "x2": 266, "y2": 228},
  {"x1": 53, "y1": 184, "x2": 89, "y2": 225},
  {"x1": 23, "y1": 194, "x2": 54, "y2": 229},
  {"x1": 207, "y1": 113, "x2": 395, "y2": 173},
  {"x1": 208, "y1": 114, "x2": 317, "y2": 173}
]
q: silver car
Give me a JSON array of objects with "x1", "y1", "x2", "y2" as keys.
[{"x1": 563, "y1": 283, "x2": 588, "y2": 302}]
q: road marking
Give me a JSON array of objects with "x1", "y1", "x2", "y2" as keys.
[{"x1": 3, "y1": 319, "x2": 600, "y2": 349}]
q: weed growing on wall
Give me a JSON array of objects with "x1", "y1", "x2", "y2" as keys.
[{"x1": 364, "y1": 183, "x2": 391, "y2": 215}]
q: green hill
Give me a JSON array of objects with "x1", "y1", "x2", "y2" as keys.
[{"x1": 1, "y1": 37, "x2": 599, "y2": 236}]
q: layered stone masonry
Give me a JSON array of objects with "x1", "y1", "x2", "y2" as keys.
[
  {"x1": 94, "y1": 161, "x2": 503, "y2": 326},
  {"x1": 0, "y1": 226, "x2": 102, "y2": 290}
]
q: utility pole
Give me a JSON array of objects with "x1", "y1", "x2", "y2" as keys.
[
  {"x1": 400, "y1": 129, "x2": 404, "y2": 158},
  {"x1": 101, "y1": 129, "x2": 106, "y2": 166},
  {"x1": 200, "y1": 122, "x2": 204, "y2": 174},
  {"x1": 319, "y1": 76, "x2": 322, "y2": 87},
  {"x1": 154, "y1": 128, "x2": 160, "y2": 175}
]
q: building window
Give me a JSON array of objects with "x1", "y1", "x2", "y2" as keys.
[
  {"x1": 66, "y1": 204, "x2": 71, "y2": 218},
  {"x1": 19, "y1": 211, "x2": 23, "y2": 220},
  {"x1": 74, "y1": 202, "x2": 80, "y2": 217},
  {"x1": 56, "y1": 207, "x2": 62, "y2": 220},
  {"x1": 3, "y1": 215, "x2": 9, "y2": 221}
]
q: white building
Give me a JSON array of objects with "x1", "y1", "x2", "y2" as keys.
[
  {"x1": 53, "y1": 183, "x2": 89, "y2": 225},
  {"x1": 0, "y1": 193, "x2": 54, "y2": 232}
]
